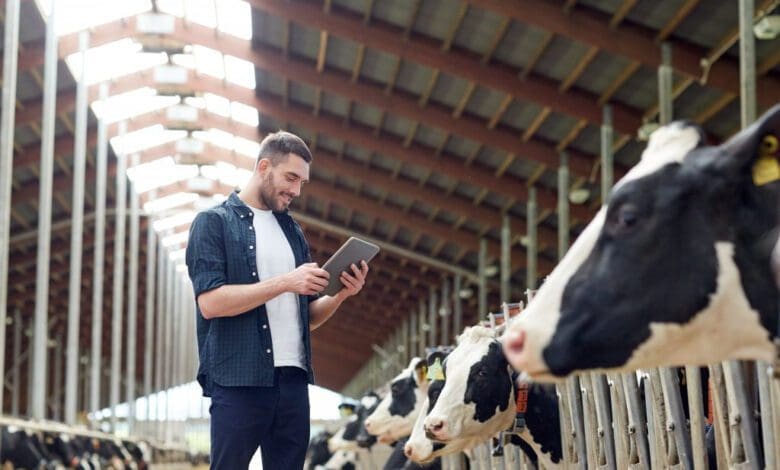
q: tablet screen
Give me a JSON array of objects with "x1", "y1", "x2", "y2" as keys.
[{"x1": 321, "y1": 237, "x2": 380, "y2": 296}]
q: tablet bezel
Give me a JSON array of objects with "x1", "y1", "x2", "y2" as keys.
[{"x1": 320, "y1": 237, "x2": 380, "y2": 296}]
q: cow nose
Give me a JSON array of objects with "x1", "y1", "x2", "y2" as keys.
[
  {"x1": 503, "y1": 328, "x2": 526, "y2": 356},
  {"x1": 404, "y1": 443, "x2": 414, "y2": 459},
  {"x1": 364, "y1": 420, "x2": 373, "y2": 432},
  {"x1": 424, "y1": 418, "x2": 446, "y2": 439}
]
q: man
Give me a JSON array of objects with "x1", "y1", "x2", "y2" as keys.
[{"x1": 185, "y1": 131, "x2": 370, "y2": 469}]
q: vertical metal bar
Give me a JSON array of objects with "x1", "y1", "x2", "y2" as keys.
[
  {"x1": 558, "y1": 152, "x2": 569, "y2": 260},
  {"x1": 526, "y1": 188, "x2": 537, "y2": 290},
  {"x1": 32, "y1": 0, "x2": 59, "y2": 420},
  {"x1": 601, "y1": 106, "x2": 613, "y2": 204},
  {"x1": 0, "y1": 0, "x2": 21, "y2": 417},
  {"x1": 11, "y1": 309, "x2": 21, "y2": 416},
  {"x1": 409, "y1": 310, "x2": 418, "y2": 359},
  {"x1": 500, "y1": 214, "x2": 510, "y2": 302},
  {"x1": 155, "y1": 244, "x2": 166, "y2": 434},
  {"x1": 429, "y1": 286, "x2": 437, "y2": 346},
  {"x1": 478, "y1": 238, "x2": 487, "y2": 318},
  {"x1": 658, "y1": 43, "x2": 673, "y2": 125},
  {"x1": 90, "y1": 83, "x2": 110, "y2": 418},
  {"x1": 144, "y1": 202, "x2": 156, "y2": 423},
  {"x1": 65, "y1": 30, "x2": 90, "y2": 426},
  {"x1": 110, "y1": 121, "x2": 128, "y2": 432},
  {"x1": 400, "y1": 314, "x2": 409, "y2": 364},
  {"x1": 440, "y1": 278, "x2": 450, "y2": 347},
  {"x1": 724, "y1": 360, "x2": 761, "y2": 467},
  {"x1": 52, "y1": 340, "x2": 63, "y2": 421},
  {"x1": 685, "y1": 366, "x2": 708, "y2": 469},
  {"x1": 453, "y1": 275, "x2": 462, "y2": 341},
  {"x1": 126, "y1": 154, "x2": 140, "y2": 433},
  {"x1": 418, "y1": 300, "x2": 426, "y2": 358},
  {"x1": 739, "y1": 0, "x2": 756, "y2": 127},
  {"x1": 659, "y1": 367, "x2": 693, "y2": 469},
  {"x1": 165, "y1": 259, "x2": 175, "y2": 441}
]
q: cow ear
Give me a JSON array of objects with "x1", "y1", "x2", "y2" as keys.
[{"x1": 709, "y1": 104, "x2": 780, "y2": 185}]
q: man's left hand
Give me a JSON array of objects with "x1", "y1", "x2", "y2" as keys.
[{"x1": 336, "y1": 261, "x2": 369, "y2": 298}]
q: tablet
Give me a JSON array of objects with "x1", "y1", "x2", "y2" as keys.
[{"x1": 321, "y1": 237, "x2": 380, "y2": 296}]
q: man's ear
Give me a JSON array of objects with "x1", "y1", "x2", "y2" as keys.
[
  {"x1": 256, "y1": 158, "x2": 270, "y2": 174},
  {"x1": 705, "y1": 104, "x2": 780, "y2": 182}
]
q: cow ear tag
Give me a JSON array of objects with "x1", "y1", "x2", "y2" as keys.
[
  {"x1": 339, "y1": 407, "x2": 354, "y2": 418},
  {"x1": 427, "y1": 357, "x2": 445, "y2": 381},
  {"x1": 752, "y1": 134, "x2": 779, "y2": 186}
]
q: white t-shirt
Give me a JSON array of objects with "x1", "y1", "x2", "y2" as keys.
[{"x1": 250, "y1": 206, "x2": 305, "y2": 369}]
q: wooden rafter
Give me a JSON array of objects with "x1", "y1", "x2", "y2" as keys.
[
  {"x1": 609, "y1": 0, "x2": 638, "y2": 29},
  {"x1": 656, "y1": 0, "x2": 700, "y2": 41},
  {"x1": 559, "y1": 46, "x2": 598, "y2": 92}
]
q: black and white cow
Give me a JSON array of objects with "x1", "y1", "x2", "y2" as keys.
[
  {"x1": 417, "y1": 326, "x2": 562, "y2": 468},
  {"x1": 363, "y1": 358, "x2": 428, "y2": 444},
  {"x1": 503, "y1": 104, "x2": 780, "y2": 379},
  {"x1": 319, "y1": 449, "x2": 357, "y2": 470},
  {"x1": 306, "y1": 431, "x2": 333, "y2": 470},
  {"x1": 1, "y1": 426, "x2": 47, "y2": 469}
]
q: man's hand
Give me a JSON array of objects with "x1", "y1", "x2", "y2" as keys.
[
  {"x1": 335, "y1": 261, "x2": 369, "y2": 299},
  {"x1": 285, "y1": 263, "x2": 330, "y2": 295}
]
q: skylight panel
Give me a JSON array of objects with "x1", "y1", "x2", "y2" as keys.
[
  {"x1": 168, "y1": 248, "x2": 186, "y2": 261},
  {"x1": 35, "y1": 0, "x2": 152, "y2": 36},
  {"x1": 192, "y1": 45, "x2": 225, "y2": 81},
  {"x1": 126, "y1": 156, "x2": 199, "y2": 193},
  {"x1": 144, "y1": 192, "x2": 200, "y2": 214},
  {"x1": 66, "y1": 39, "x2": 167, "y2": 86},
  {"x1": 91, "y1": 88, "x2": 180, "y2": 124},
  {"x1": 111, "y1": 125, "x2": 188, "y2": 156},
  {"x1": 231, "y1": 101, "x2": 259, "y2": 127},
  {"x1": 161, "y1": 231, "x2": 190, "y2": 247},
  {"x1": 193, "y1": 128, "x2": 235, "y2": 150},
  {"x1": 204, "y1": 93, "x2": 231, "y2": 118},
  {"x1": 153, "y1": 211, "x2": 197, "y2": 232},
  {"x1": 216, "y1": 0, "x2": 252, "y2": 40},
  {"x1": 233, "y1": 137, "x2": 260, "y2": 159},
  {"x1": 224, "y1": 55, "x2": 256, "y2": 89}
]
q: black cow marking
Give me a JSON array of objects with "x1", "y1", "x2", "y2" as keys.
[
  {"x1": 525, "y1": 383, "x2": 562, "y2": 464},
  {"x1": 463, "y1": 342, "x2": 512, "y2": 423},
  {"x1": 388, "y1": 376, "x2": 417, "y2": 417}
]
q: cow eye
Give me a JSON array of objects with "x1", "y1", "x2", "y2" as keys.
[{"x1": 612, "y1": 204, "x2": 640, "y2": 233}]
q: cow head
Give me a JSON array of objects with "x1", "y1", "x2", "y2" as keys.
[
  {"x1": 364, "y1": 357, "x2": 428, "y2": 444},
  {"x1": 321, "y1": 449, "x2": 357, "y2": 470},
  {"x1": 306, "y1": 431, "x2": 333, "y2": 469},
  {"x1": 423, "y1": 326, "x2": 515, "y2": 442},
  {"x1": 503, "y1": 104, "x2": 780, "y2": 380}
]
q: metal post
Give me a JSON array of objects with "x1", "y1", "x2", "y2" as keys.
[
  {"x1": 453, "y1": 275, "x2": 462, "y2": 341},
  {"x1": 11, "y1": 309, "x2": 21, "y2": 416},
  {"x1": 558, "y1": 153, "x2": 569, "y2": 260},
  {"x1": 126, "y1": 154, "x2": 140, "y2": 433},
  {"x1": 601, "y1": 106, "x2": 613, "y2": 204},
  {"x1": 418, "y1": 300, "x2": 426, "y2": 358},
  {"x1": 90, "y1": 83, "x2": 109, "y2": 419},
  {"x1": 110, "y1": 121, "x2": 128, "y2": 432},
  {"x1": 685, "y1": 366, "x2": 708, "y2": 469},
  {"x1": 739, "y1": 0, "x2": 756, "y2": 127},
  {"x1": 478, "y1": 238, "x2": 487, "y2": 318},
  {"x1": 0, "y1": 0, "x2": 21, "y2": 417},
  {"x1": 144, "y1": 204, "x2": 156, "y2": 423},
  {"x1": 65, "y1": 30, "x2": 90, "y2": 426},
  {"x1": 429, "y1": 287, "x2": 438, "y2": 346},
  {"x1": 32, "y1": 0, "x2": 59, "y2": 420},
  {"x1": 500, "y1": 214, "x2": 510, "y2": 302},
  {"x1": 409, "y1": 310, "x2": 418, "y2": 359},
  {"x1": 440, "y1": 278, "x2": 450, "y2": 347},
  {"x1": 155, "y1": 243, "x2": 166, "y2": 434},
  {"x1": 526, "y1": 188, "x2": 537, "y2": 290},
  {"x1": 52, "y1": 340, "x2": 63, "y2": 421},
  {"x1": 659, "y1": 43, "x2": 673, "y2": 125},
  {"x1": 165, "y1": 259, "x2": 175, "y2": 442}
]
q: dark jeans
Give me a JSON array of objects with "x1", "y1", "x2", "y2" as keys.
[{"x1": 210, "y1": 367, "x2": 310, "y2": 469}]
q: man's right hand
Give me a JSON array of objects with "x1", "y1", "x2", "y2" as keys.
[{"x1": 284, "y1": 263, "x2": 330, "y2": 295}]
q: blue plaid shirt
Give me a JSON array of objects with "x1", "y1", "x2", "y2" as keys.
[{"x1": 186, "y1": 191, "x2": 316, "y2": 396}]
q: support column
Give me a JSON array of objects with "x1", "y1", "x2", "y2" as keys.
[
  {"x1": 65, "y1": 31, "x2": 90, "y2": 426},
  {"x1": 501, "y1": 214, "x2": 511, "y2": 303},
  {"x1": 32, "y1": 0, "x2": 59, "y2": 420},
  {"x1": 440, "y1": 278, "x2": 450, "y2": 347},
  {"x1": 126, "y1": 154, "x2": 140, "y2": 433},
  {"x1": 90, "y1": 83, "x2": 109, "y2": 419},
  {"x1": 144, "y1": 200, "x2": 157, "y2": 423},
  {"x1": 478, "y1": 239, "x2": 487, "y2": 318},
  {"x1": 453, "y1": 275, "x2": 462, "y2": 341},
  {"x1": 526, "y1": 188, "x2": 537, "y2": 290},
  {"x1": 658, "y1": 43, "x2": 673, "y2": 125},
  {"x1": 601, "y1": 106, "x2": 613, "y2": 204},
  {"x1": 428, "y1": 287, "x2": 437, "y2": 347},
  {"x1": 11, "y1": 309, "x2": 21, "y2": 416},
  {"x1": 0, "y1": 0, "x2": 21, "y2": 415},
  {"x1": 558, "y1": 153, "x2": 569, "y2": 260},
  {"x1": 110, "y1": 121, "x2": 128, "y2": 432}
]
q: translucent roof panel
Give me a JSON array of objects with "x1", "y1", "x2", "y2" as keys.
[
  {"x1": 35, "y1": 0, "x2": 151, "y2": 35},
  {"x1": 91, "y1": 88, "x2": 180, "y2": 124},
  {"x1": 126, "y1": 156, "x2": 200, "y2": 193},
  {"x1": 156, "y1": 0, "x2": 252, "y2": 40},
  {"x1": 192, "y1": 129, "x2": 259, "y2": 160},
  {"x1": 66, "y1": 39, "x2": 168, "y2": 85},
  {"x1": 173, "y1": 46, "x2": 256, "y2": 89},
  {"x1": 200, "y1": 161, "x2": 252, "y2": 188},
  {"x1": 143, "y1": 192, "x2": 201, "y2": 214},
  {"x1": 110, "y1": 125, "x2": 188, "y2": 156}
]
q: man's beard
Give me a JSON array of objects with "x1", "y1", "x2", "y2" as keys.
[{"x1": 259, "y1": 172, "x2": 292, "y2": 212}]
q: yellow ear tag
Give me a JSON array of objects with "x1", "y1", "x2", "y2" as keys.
[
  {"x1": 426, "y1": 357, "x2": 445, "y2": 381},
  {"x1": 753, "y1": 135, "x2": 780, "y2": 186},
  {"x1": 339, "y1": 407, "x2": 354, "y2": 418}
]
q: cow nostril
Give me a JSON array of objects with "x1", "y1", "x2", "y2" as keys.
[
  {"x1": 504, "y1": 329, "x2": 526, "y2": 354},
  {"x1": 404, "y1": 445, "x2": 413, "y2": 459}
]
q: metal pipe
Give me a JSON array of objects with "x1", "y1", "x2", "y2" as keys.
[
  {"x1": 110, "y1": 121, "x2": 128, "y2": 432},
  {"x1": 52, "y1": 340, "x2": 63, "y2": 421},
  {"x1": 65, "y1": 30, "x2": 90, "y2": 426},
  {"x1": 429, "y1": 286, "x2": 437, "y2": 347},
  {"x1": 440, "y1": 278, "x2": 450, "y2": 348},
  {"x1": 558, "y1": 152, "x2": 569, "y2": 260},
  {"x1": 126, "y1": 153, "x2": 141, "y2": 433},
  {"x1": 740, "y1": 0, "x2": 756, "y2": 127},
  {"x1": 526, "y1": 188, "x2": 537, "y2": 290},
  {"x1": 601, "y1": 106, "x2": 614, "y2": 204},
  {"x1": 453, "y1": 275, "x2": 462, "y2": 341},
  {"x1": 0, "y1": 0, "x2": 21, "y2": 417},
  {"x1": 32, "y1": 0, "x2": 59, "y2": 420},
  {"x1": 658, "y1": 43, "x2": 673, "y2": 125},
  {"x1": 155, "y1": 243, "x2": 166, "y2": 435},
  {"x1": 500, "y1": 214, "x2": 510, "y2": 302},
  {"x1": 418, "y1": 300, "x2": 426, "y2": 359},
  {"x1": 144, "y1": 198, "x2": 157, "y2": 423},
  {"x1": 90, "y1": 83, "x2": 110, "y2": 419},
  {"x1": 478, "y1": 238, "x2": 487, "y2": 318},
  {"x1": 409, "y1": 310, "x2": 418, "y2": 359},
  {"x1": 11, "y1": 309, "x2": 21, "y2": 416}
]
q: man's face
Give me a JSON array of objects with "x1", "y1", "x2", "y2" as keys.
[{"x1": 258, "y1": 153, "x2": 310, "y2": 211}]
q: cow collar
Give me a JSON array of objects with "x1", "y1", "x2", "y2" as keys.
[{"x1": 508, "y1": 373, "x2": 529, "y2": 434}]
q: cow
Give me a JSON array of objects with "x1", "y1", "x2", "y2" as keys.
[
  {"x1": 1, "y1": 426, "x2": 47, "y2": 469},
  {"x1": 363, "y1": 358, "x2": 428, "y2": 444},
  {"x1": 306, "y1": 431, "x2": 333, "y2": 469},
  {"x1": 502, "y1": 104, "x2": 780, "y2": 380},
  {"x1": 417, "y1": 325, "x2": 562, "y2": 468},
  {"x1": 318, "y1": 449, "x2": 357, "y2": 470}
]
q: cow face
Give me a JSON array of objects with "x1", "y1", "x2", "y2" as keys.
[
  {"x1": 364, "y1": 357, "x2": 428, "y2": 444},
  {"x1": 322, "y1": 449, "x2": 357, "y2": 470},
  {"x1": 306, "y1": 431, "x2": 332, "y2": 469},
  {"x1": 504, "y1": 105, "x2": 780, "y2": 380},
  {"x1": 423, "y1": 326, "x2": 515, "y2": 442}
]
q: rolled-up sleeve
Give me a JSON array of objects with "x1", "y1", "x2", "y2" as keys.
[{"x1": 186, "y1": 211, "x2": 228, "y2": 298}]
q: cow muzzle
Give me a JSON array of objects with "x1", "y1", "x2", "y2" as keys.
[{"x1": 423, "y1": 417, "x2": 449, "y2": 441}]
